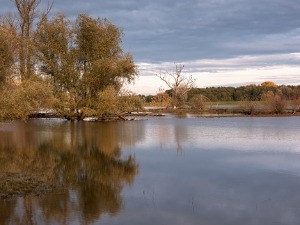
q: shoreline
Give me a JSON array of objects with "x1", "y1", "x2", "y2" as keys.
[
  {"x1": 2, "y1": 110, "x2": 300, "y2": 123},
  {"x1": 145, "y1": 108, "x2": 300, "y2": 118}
]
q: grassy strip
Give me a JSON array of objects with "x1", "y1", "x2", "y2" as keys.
[{"x1": 0, "y1": 172, "x2": 54, "y2": 199}]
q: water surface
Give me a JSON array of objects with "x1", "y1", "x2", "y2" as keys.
[{"x1": 0, "y1": 116, "x2": 300, "y2": 225}]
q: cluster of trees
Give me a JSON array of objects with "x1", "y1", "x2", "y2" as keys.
[
  {"x1": 0, "y1": 0, "x2": 139, "y2": 121},
  {"x1": 145, "y1": 82, "x2": 300, "y2": 104},
  {"x1": 187, "y1": 82, "x2": 300, "y2": 102},
  {"x1": 188, "y1": 82, "x2": 300, "y2": 114},
  {"x1": 144, "y1": 81, "x2": 300, "y2": 114},
  {"x1": 146, "y1": 66, "x2": 299, "y2": 113}
]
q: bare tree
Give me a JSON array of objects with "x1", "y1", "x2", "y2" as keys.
[{"x1": 157, "y1": 64, "x2": 195, "y2": 108}]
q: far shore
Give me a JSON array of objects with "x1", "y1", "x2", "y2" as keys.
[{"x1": 25, "y1": 107, "x2": 300, "y2": 122}]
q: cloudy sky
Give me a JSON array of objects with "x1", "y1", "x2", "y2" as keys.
[{"x1": 1, "y1": 0, "x2": 300, "y2": 94}]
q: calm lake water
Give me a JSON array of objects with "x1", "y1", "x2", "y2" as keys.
[{"x1": 1, "y1": 115, "x2": 300, "y2": 225}]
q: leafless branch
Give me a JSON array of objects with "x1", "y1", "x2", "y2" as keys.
[{"x1": 156, "y1": 64, "x2": 196, "y2": 107}]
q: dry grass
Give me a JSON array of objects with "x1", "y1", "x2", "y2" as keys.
[{"x1": 0, "y1": 172, "x2": 54, "y2": 199}]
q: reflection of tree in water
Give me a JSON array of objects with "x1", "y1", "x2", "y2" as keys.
[
  {"x1": 38, "y1": 142, "x2": 138, "y2": 224},
  {"x1": 0, "y1": 201, "x2": 16, "y2": 225},
  {"x1": 174, "y1": 123, "x2": 189, "y2": 153},
  {"x1": 0, "y1": 120, "x2": 142, "y2": 224}
]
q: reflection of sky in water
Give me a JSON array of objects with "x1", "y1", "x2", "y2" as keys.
[
  {"x1": 116, "y1": 116, "x2": 300, "y2": 225},
  {"x1": 118, "y1": 153, "x2": 300, "y2": 225},
  {"x1": 138, "y1": 116, "x2": 300, "y2": 153}
]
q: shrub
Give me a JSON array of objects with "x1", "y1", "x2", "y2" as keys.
[
  {"x1": 240, "y1": 101, "x2": 257, "y2": 115},
  {"x1": 290, "y1": 98, "x2": 300, "y2": 113},
  {"x1": 262, "y1": 91, "x2": 287, "y2": 114},
  {"x1": 151, "y1": 91, "x2": 171, "y2": 107},
  {"x1": 119, "y1": 94, "x2": 143, "y2": 113},
  {"x1": 0, "y1": 77, "x2": 55, "y2": 120},
  {"x1": 188, "y1": 94, "x2": 210, "y2": 110},
  {"x1": 95, "y1": 87, "x2": 144, "y2": 118}
]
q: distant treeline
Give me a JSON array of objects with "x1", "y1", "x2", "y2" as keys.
[
  {"x1": 187, "y1": 84, "x2": 300, "y2": 102},
  {"x1": 143, "y1": 83, "x2": 300, "y2": 103}
]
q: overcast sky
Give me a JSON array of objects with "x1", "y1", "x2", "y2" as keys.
[{"x1": 1, "y1": 0, "x2": 300, "y2": 94}]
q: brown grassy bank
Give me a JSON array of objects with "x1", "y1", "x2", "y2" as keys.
[{"x1": 0, "y1": 172, "x2": 54, "y2": 200}]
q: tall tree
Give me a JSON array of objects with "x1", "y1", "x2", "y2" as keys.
[
  {"x1": 13, "y1": 0, "x2": 51, "y2": 80},
  {"x1": 35, "y1": 14, "x2": 137, "y2": 120},
  {"x1": 76, "y1": 15, "x2": 137, "y2": 105},
  {"x1": 35, "y1": 14, "x2": 79, "y2": 117},
  {"x1": 14, "y1": 0, "x2": 40, "y2": 79}
]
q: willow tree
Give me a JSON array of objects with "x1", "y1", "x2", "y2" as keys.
[
  {"x1": 35, "y1": 14, "x2": 78, "y2": 117},
  {"x1": 76, "y1": 14, "x2": 137, "y2": 107},
  {"x1": 35, "y1": 14, "x2": 137, "y2": 120}
]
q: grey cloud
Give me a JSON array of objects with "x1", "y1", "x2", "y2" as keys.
[
  {"x1": 121, "y1": 0, "x2": 300, "y2": 61},
  {"x1": 2, "y1": 0, "x2": 300, "y2": 64},
  {"x1": 43, "y1": 0, "x2": 300, "y2": 61}
]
